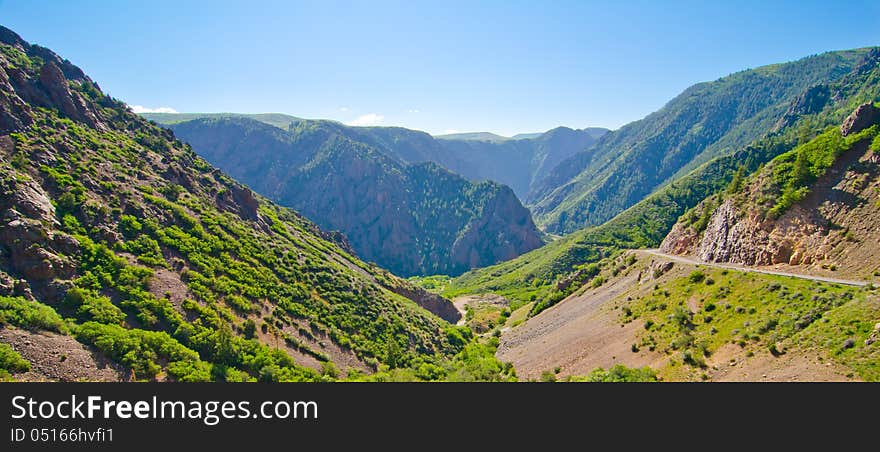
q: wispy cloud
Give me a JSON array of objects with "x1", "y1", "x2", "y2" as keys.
[
  {"x1": 347, "y1": 113, "x2": 384, "y2": 126},
  {"x1": 130, "y1": 105, "x2": 179, "y2": 114},
  {"x1": 339, "y1": 106, "x2": 350, "y2": 112},
  {"x1": 407, "y1": 109, "x2": 420, "y2": 113}
]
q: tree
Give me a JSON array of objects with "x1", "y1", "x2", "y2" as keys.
[{"x1": 243, "y1": 319, "x2": 257, "y2": 339}]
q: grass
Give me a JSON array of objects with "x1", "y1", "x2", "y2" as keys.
[
  {"x1": 407, "y1": 275, "x2": 452, "y2": 294},
  {"x1": 621, "y1": 263, "x2": 879, "y2": 380}
]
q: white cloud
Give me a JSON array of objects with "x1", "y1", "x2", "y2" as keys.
[
  {"x1": 347, "y1": 113, "x2": 384, "y2": 126},
  {"x1": 339, "y1": 106, "x2": 350, "y2": 112},
  {"x1": 443, "y1": 129, "x2": 461, "y2": 134},
  {"x1": 130, "y1": 105, "x2": 179, "y2": 114},
  {"x1": 407, "y1": 109, "x2": 420, "y2": 113}
]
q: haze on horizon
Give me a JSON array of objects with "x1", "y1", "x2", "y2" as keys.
[{"x1": 1, "y1": 0, "x2": 879, "y2": 136}]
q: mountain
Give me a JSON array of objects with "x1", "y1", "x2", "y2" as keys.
[
  {"x1": 529, "y1": 48, "x2": 877, "y2": 234},
  {"x1": 432, "y1": 126, "x2": 609, "y2": 197},
  {"x1": 167, "y1": 117, "x2": 544, "y2": 277},
  {"x1": 434, "y1": 131, "x2": 511, "y2": 142},
  {"x1": 0, "y1": 25, "x2": 516, "y2": 382},
  {"x1": 142, "y1": 112, "x2": 301, "y2": 130},
  {"x1": 446, "y1": 47, "x2": 880, "y2": 317},
  {"x1": 662, "y1": 103, "x2": 880, "y2": 278},
  {"x1": 511, "y1": 132, "x2": 545, "y2": 140},
  {"x1": 490, "y1": 104, "x2": 880, "y2": 382},
  {"x1": 166, "y1": 117, "x2": 607, "y2": 200}
]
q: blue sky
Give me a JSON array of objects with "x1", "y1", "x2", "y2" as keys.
[{"x1": 2, "y1": 0, "x2": 879, "y2": 136}]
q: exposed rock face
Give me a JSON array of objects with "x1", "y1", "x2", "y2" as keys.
[
  {"x1": 450, "y1": 186, "x2": 544, "y2": 272},
  {"x1": 659, "y1": 222, "x2": 699, "y2": 255},
  {"x1": 0, "y1": 65, "x2": 33, "y2": 133},
  {"x1": 662, "y1": 104, "x2": 880, "y2": 276},
  {"x1": 692, "y1": 200, "x2": 826, "y2": 266},
  {"x1": 841, "y1": 103, "x2": 880, "y2": 136},
  {"x1": 38, "y1": 63, "x2": 99, "y2": 129},
  {"x1": 229, "y1": 183, "x2": 260, "y2": 221},
  {"x1": 384, "y1": 283, "x2": 461, "y2": 323},
  {"x1": 0, "y1": 27, "x2": 104, "y2": 132},
  {"x1": 775, "y1": 84, "x2": 831, "y2": 131}
]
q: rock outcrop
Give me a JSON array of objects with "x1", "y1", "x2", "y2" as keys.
[
  {"x1": 841, "y1": 103, "x2": 880, "y2": 136},
  {"x1": 0, "y1": 27, "x2": 104, "y2": 132},
  {"x1": 661, "y1": 104, "x2": 880, "y2": 276},
  {"x1": 383, "y1": 282, "x2": 461, "y2": 324}
]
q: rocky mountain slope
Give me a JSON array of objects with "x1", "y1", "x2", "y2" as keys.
[
  {"x1": 662, "y1": 103, "x2": 880, "y2": 280},
  {"x1": 167, "y1": 117, "x2": 544, "y2": 277},
  {"x1": 0, "y1": 25, "x2": 519, "y2": 382},
  {"x1": 529, "y1": 48, "x2": 877, "y2": 234}
]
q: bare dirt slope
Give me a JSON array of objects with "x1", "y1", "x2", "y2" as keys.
[
  {"x1": 497, "y1": 268, "x2": 666, "y2": 380},
  {"x1": 0, "y1": 326, "x2": 128, "y2": 382}
]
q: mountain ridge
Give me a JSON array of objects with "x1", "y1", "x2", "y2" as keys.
[{"x1": 528, "y1": 48, "x2": 877, "y2": 234}]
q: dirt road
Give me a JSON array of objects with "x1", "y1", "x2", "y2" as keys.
[{"x1": 639, "y1": 249, "x2": 869, "y2": 287}]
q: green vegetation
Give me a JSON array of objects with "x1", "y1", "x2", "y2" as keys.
[
  {"x1": 0, "y1": 296, "x2": 68, "y2": 333},
  {"x1": 530, "y1": 48, "x2": 875, "y2": 234},
  {"x1": 169, "y1": 117, "x2": 544, "y2": 277},
  {"x1": 140, "y1": 112, "x2": 302, "y2": 131},
  {"x1": 622, "y1": 266, "x2": 878, "y2": 380},
  {"x1": 450, "y1": 51, "x2": 880, "y2": 310},
  {"x1": 765, "y1": 125, "x2": 878, "y2": 217},
  {"x1": 0, "y1": 43, "x2": 42, "y2": 71},
  {"x1": 568, "y1": 365, "x2": 658, "y2": 382},
  {"x1": 0, "y1": 32, "x2": 514, "y2": 382},
  {"x1": 407, "y1": 275, "x2": 452, "y2": 294},
  {"x1": 0, "y1": 343, "x2": 30, "y2": 380}
]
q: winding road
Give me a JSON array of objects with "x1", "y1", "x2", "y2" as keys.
[{"x1": 639, "y1": 249, "x2": 870, "y2": 287}]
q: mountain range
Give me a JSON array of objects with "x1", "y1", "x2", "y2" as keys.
[{"x1": 2, "y1": 21, "x2": 879, "y2": 382}]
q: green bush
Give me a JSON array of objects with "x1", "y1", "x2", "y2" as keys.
[
  {"x1": 688, "y1": 271, "x2": 706, "y2": 284},
  {"x1": 64, "y1": 288, "x2": 126, "y2": 325},
  {"x1": 572, "y1": 365, "x2": 658, "y2": 382},
  {"x1": 0, "y1": 342, "x2": 30, "y2": 374},
  {"x1": 74, "y1": 321, "x2": 200, "y2": 380},
  {"x1": 0, "y1": 296, "x2": 67, "y2": 333}
]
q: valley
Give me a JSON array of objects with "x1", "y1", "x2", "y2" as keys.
[{"x1": 1, "y1": 21, "x2": 879, "y2": 383}]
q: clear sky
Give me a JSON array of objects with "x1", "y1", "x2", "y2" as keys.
[{"x1": 2, "y1": 0, "x2": 879, "y2": 136}]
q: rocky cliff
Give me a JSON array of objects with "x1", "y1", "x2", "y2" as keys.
[{"x1": 661, "y1": 103, "x2": 880, "y2": 277}]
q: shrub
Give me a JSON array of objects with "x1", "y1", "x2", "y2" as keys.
[
  {"x1": 74, "y1": 321, "x2": 200, "y2": 380},
  {"x1": 0, "y1": 342, "x2": 30, "y2": 374},
  {"x1": 688, "y1": 271, "x2": 706, "y2": 284},
  {"x1": 540, "y1": 370, "x2": 557, "y2": 382},
  {"x1": 242, "y1": 319, "x2": 257, "y2": 339},
  {"x1": 575, "y1": 365, "x2": 658, "y2": 382},
  {"x1": 64, "y1": 288, "x2": 126, "y2": 325},
  {"x1": 0, "y1": 296, "x2": 67, "y2": 333}
]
